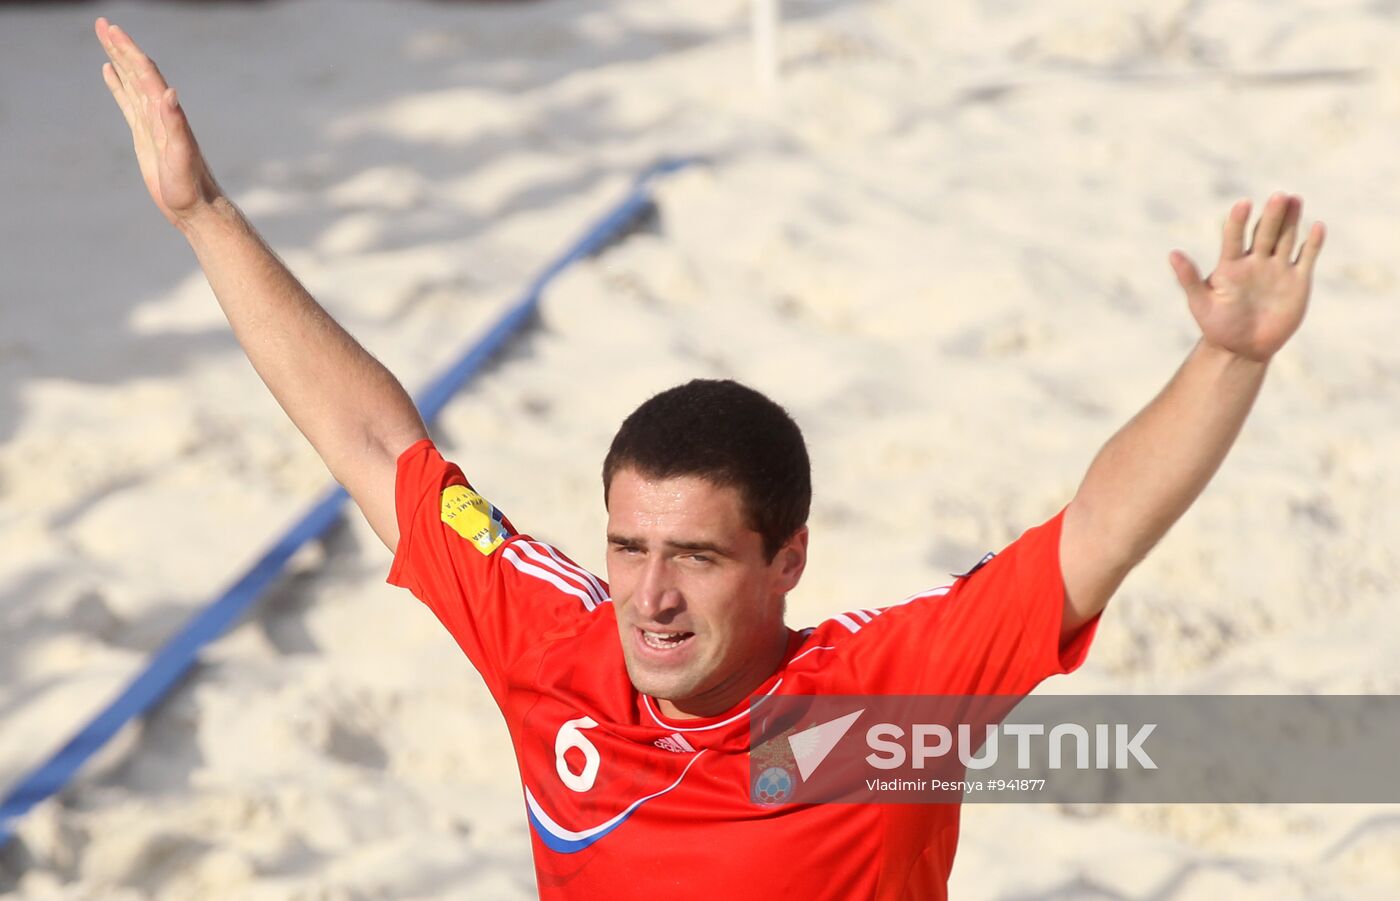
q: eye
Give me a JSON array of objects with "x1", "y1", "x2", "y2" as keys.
[{"x1": 685, "y1": 553, "x2": 713, "y2": 565}]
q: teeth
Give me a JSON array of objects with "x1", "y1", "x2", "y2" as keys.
[{"x1": 641, "y1": 630, "x2": 691, "y2": 650}]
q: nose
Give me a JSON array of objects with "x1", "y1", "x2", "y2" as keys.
[{"x1": 634, "y1": 555, "x2": 684, "y2": 621}]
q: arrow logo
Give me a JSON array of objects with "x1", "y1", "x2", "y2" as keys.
[{"x1": 788, "y1": 708, "x2": 864, "y2": 781}]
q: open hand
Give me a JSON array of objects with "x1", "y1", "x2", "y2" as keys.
[
  {"x1": 96, "y1": 17, "x2": 222, "y2": 229},
  {"x1": 1169, "y1": 194, "x2": 1325, "y2": 362}
]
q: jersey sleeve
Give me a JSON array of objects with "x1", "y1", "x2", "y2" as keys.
[
  {"x1": 385, "y1": 439, "x2": 609, "y2": 699},
  {"x1": 836, "y1": 506, "x2": 1099, "y2": 697}
]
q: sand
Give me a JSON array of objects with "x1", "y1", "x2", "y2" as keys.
[{"x1": 1, "y1": 0, "x2": 1397, "y2": 897}]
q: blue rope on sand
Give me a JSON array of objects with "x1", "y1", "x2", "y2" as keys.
[{"x1": 0, "y1": 156, "x2": 694, "y2": 851}]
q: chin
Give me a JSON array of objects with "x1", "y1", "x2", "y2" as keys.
[{"x1": 623, "y1": 657, "x2": 697, "y2": 701}]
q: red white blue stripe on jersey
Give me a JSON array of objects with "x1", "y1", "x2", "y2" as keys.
[{"x1": 524, "y1": 752, "x2": 709, "y2": 853}]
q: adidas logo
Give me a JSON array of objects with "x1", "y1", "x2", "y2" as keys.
[{"x1": 654, "y1": 733, "x2": 696, "y2": 754}]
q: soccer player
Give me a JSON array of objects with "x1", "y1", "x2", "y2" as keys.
[{"x1": 97, "y1": 17, "x2": 1325, "y2": 899}]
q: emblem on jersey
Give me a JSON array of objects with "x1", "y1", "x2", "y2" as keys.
[
  {"x1": 752, "y1": 766, "x2": 795, "y2": 806},
  {"x1": 440, "y1": 484, "x2": 510, "y2": 555}
]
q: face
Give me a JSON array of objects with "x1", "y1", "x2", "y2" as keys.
[{"x1": 605, "y1": 467, "x2": 807, "y2": 720}]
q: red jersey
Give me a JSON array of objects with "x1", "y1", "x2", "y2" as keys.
[{"x1": 387, "y1": 439, "x2": 1099, "y2": 899}]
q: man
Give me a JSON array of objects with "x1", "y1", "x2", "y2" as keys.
[{"x1": 96, "y1": 16, "x2": 1324, "y2": 899}]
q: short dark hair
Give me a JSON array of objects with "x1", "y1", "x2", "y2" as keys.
[{"x1": 602, "y1": 379, "x2": 811, "y2": 560}]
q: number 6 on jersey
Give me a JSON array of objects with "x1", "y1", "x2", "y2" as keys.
[{"x1": 555, "y1": 716, "x2": 601, "y2": 792}]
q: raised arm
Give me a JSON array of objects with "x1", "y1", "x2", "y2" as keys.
[
  {"x1": 1058, "y1": 193, "x2": 1326, "y2": 638},
  {"x1": 96, "y1": 18, "x2": 427, "y2": 552}
]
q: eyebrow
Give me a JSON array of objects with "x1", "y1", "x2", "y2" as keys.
[{"x1": 607, "y1": 534, "x2": 733, "y2": 556}]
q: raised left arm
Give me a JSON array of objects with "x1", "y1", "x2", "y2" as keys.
[{"x1": 1059, "y1": 193, "x2": 1326, "y2": 639}]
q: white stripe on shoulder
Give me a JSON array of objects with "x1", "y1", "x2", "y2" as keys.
[
  {"x1": 531, "y1": 541, "x2": 611, "y2": 604},
  {"x1": 826, "y1": 589, "x2": 952, "y2": 635},
  {"x1": 501, "y1": 545, "x2": 598, "y2": 611},
  {"x1": 515, "y1": 541, "x2": 607, "y2": 607},
  {"x1": 833, "y1": 613, "x2": 863, "y2": 634},
  {"x1": 888, "y1": 585, "x2": 953, "y2": 608}
]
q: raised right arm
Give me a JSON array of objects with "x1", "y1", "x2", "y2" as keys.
[
  {"x1": 96, "y1": 17, "x2": 427, "y2": 552},
  {"x1": 176, "y1": 197, "x2": 429, "y2": 553}
]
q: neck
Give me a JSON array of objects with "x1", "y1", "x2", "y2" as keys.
[{"x1": 656, "y1": 626, "x2": 790, "y2": 720}]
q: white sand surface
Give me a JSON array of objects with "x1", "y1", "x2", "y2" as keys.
[{"x1": 1, "y1": 0, "x2": 1397, "y2": 898}]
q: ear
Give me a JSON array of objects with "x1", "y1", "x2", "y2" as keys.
[{"x1": 772, "y1": 526, "x2": 809, "y2": 593}]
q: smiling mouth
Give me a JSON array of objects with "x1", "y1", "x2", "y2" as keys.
[{"x1": 637, "y1": 627, "x2": 695, "y2": 650}]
